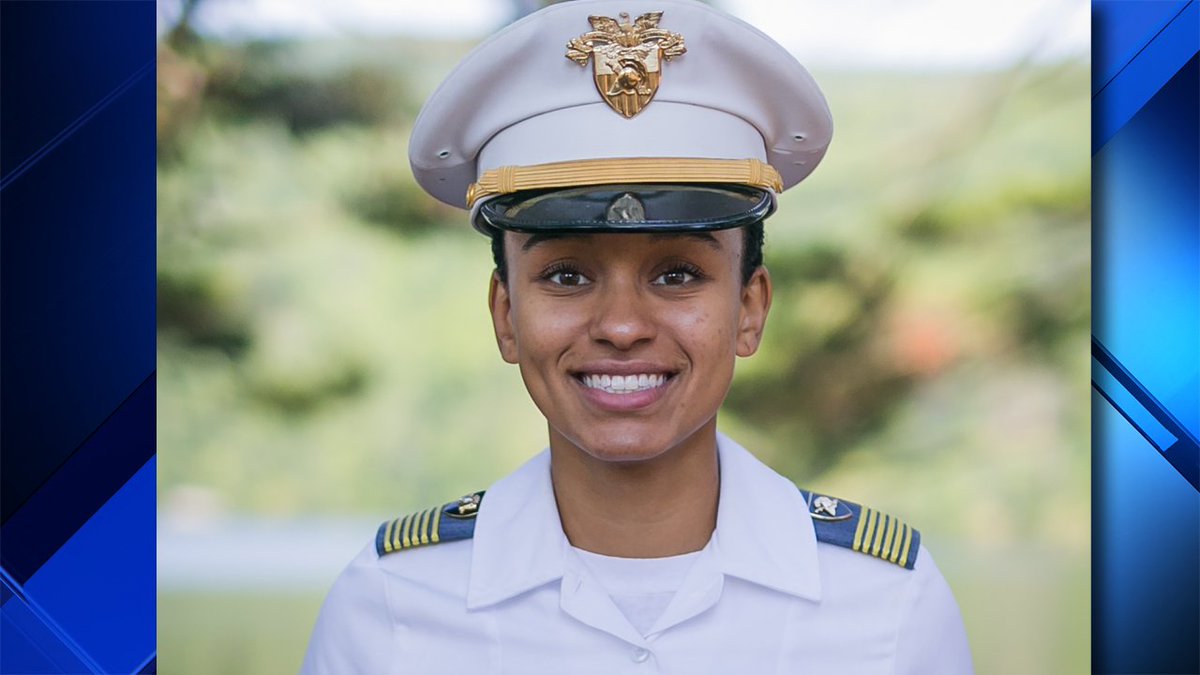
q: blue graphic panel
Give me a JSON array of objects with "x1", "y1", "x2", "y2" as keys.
[
  {"x1": 1093, "y1": 393, "x2": 1199, "y2": 672},
  {"x1": 1092, "y1": 1, "x2": 1200, "y2": 672},
  {"x1": 1092, "y1": 0, "x2": 1189, "y2": 89},
  {"x1": 1093, "y1": 1, "x2": 1199, "y2": 150},
  {"x1": 1, "y1": 575, "x2": 94, "y2": 674},
  {"x1": 2, "y1": 375, "x2": 156, "y2": 586},
  {"x1": 1092, "y1": 349, "x2": 1178, "y2": 454},
  {"x1": 1094, "y1": 47, "x2": 1200, "y2": 437},
  {"x1": 0, "y1": 1, "x2": 157, "y2": 673},
  {"x1": 20, "y1": 458, "x2": 157, "y2": 674},
  {"x1": 0, "y1": 0, "x2": 157, "y2": 522}
]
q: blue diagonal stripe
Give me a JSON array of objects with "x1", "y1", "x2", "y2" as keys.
[
  {"x1": 1093, "y1": 0, "x2": 1200, "y2": 151},
  {"x1": 0, "y1": 58, "x2": 154, "y2": 192},
  {"x1": 1, "y1": 568, "x2": 103, "y2": 674},
  {"x1": 1093, "y1": 1, "x2": 1195, "y2": 97},
  {"x1": 1093, "y1": 337, "x2": 1200, "y2": 490},
  {"x1": 1, "y1": 372, "x2": 156, "y2": 584},
  {"x1": 21, "y1": 456, "x2": 157, "y2": 673}
]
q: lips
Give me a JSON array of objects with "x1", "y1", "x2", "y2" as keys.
[{"x1": 570, "y1": 363, "x2": 677, "y2": 411}]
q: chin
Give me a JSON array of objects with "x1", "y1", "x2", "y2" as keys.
[
  {"x1": 582, "y1": 441, "x2": 673, "y2": 464},
  {"x1": 552, "y1": 417, "x2": 716, "y2": 465}
]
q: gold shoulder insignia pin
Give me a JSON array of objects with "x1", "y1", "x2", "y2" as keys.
[{"x1": 565, "y1": 11, "x2": 686, "y2": 118}]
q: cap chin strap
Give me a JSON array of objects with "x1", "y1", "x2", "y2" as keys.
[{"x1": 467, "y1": 157, "x2": 782, "y2": 208}]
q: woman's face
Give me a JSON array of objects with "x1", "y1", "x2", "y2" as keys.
[{"x1": 488, "y1": 229, "x2": 771, "y2": 463}]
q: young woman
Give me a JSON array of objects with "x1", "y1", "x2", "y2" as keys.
[{"x1": 303, "y1": 1, "x2": 972, "y2": 672}]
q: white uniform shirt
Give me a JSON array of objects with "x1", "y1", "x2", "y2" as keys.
[
  {"x1": 571, "y1": 546, "x2": 703, "y2": 637},
  {"x1": 302, "y1": 434, "x2": 974, "y2": 674}
]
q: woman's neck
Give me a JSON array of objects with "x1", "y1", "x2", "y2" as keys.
[{"x1": 548, "y1": 421, "x2": 720, "y2": 558}]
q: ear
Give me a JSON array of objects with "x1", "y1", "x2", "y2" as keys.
[
  {"x1": 488, "y1": 271, "x2": 519, "y2": 364},
  {"x1": 736, "y1": 266, "x2": 772, "y2": 357}
]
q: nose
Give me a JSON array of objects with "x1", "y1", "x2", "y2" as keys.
[{"x1": 588, "y1": 279, "x2": 656, "y2": 350}]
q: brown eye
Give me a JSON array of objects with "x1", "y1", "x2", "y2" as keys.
[
  {"x1": 653, "y1": 268, "x2": 698, "y2": 286},
  {"x1": 547, "y1": 270, "x2": 591, "y2": 287}
]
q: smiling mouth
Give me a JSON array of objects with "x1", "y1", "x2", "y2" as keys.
[{"x1": 577, "y1": 373, "x2": 673, "y2": 395}]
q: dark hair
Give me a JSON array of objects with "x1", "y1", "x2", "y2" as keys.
[{"x1": 491, "y1": 220, "x2": 766, "y2": 285}]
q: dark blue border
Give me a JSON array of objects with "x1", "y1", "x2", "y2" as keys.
[{"x1": 1, "y1": 1, "x2": 157, "y2": 672}]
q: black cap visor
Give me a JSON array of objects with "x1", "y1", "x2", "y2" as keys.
[{"x1": 474, "y1": 184, "x2": 774, "y2": 235}]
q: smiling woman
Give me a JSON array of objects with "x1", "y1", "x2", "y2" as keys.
[
  {"x1": 490, "y1": 229, "x2": 770, "y2": 559},
  {"x1": 491, "y1": 230, "x2": 766, "y2": 469},
  {"x1": 300, "y1": 0, "x2": 973, "y2": 672}
]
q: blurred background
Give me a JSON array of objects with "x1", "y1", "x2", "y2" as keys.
[{"x1": 156, "y1": 0, "x2": 1090, "y2": 672}]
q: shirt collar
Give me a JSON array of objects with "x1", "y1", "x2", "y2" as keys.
[
  {"x1": 711, "y1": 432, "x2": 822, "y2": 601},
  {"x1": 467, "y1": 449, "x2": 567, "y2": 609},
  {"x1": 466, "y1": 432, "x2": 822, "y2": 609}
]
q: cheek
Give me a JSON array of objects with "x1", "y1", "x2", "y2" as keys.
[
  {"x1": 663, "y1": 295, "x2": 741, "y2": 347},
  {"x1": 510, "y1": 295, "x2": 588, "y2": 361},
  {"x1": 661, "y1": 299, "x2": 741, "y2": 394}
]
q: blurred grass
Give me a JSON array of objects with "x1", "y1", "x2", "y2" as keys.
[{"x1": 159, "y1": 592, "x2": 323, "y2": 675}]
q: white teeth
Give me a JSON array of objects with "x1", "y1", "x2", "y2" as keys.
[{"x1": 581, "y1": 373, "x2": 667, "y2": 394}]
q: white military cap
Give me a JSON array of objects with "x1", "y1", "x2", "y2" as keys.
[{"x1": 408, "y1": 0, "x2": 832, "y2": 234}]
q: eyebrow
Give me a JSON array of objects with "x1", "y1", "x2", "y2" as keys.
[
  {"x1": 521, "y1": 231, "x2": 723, "y2": 252},
  {"x1": 650, "y1": 232, "x2": 723, "y2": 251},
  {"x1": 521, "y1": 233, "x2": 570, "y2": 252}
]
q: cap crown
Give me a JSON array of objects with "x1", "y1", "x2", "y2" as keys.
[{"x1": 409, "y1": 0, "x2": 832, "y2": 211}]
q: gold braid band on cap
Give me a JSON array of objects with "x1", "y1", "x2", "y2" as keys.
[{"x1": 466, "y1": 158, "x2": 783, "y2": 207}]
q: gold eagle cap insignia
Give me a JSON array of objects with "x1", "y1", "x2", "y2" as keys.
[{"x1": 565, "y1": 11, "x2": 686, "y2": 118}]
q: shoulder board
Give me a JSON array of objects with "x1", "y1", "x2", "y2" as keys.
[
  {"x1": 376, "y1": 491, "x2": 485, "y2": 557},
  {"x1": 798, "y1": 489, "x2": 920, "y2": 570}
]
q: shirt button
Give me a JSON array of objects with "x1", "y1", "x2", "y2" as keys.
[{"x1": 631, "y1": 647, "x2": 650, "y2": 663}]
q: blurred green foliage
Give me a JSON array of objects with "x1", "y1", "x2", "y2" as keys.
[{"x1": 158, "y1": 28, "x2": 1089, "y2": 675}]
